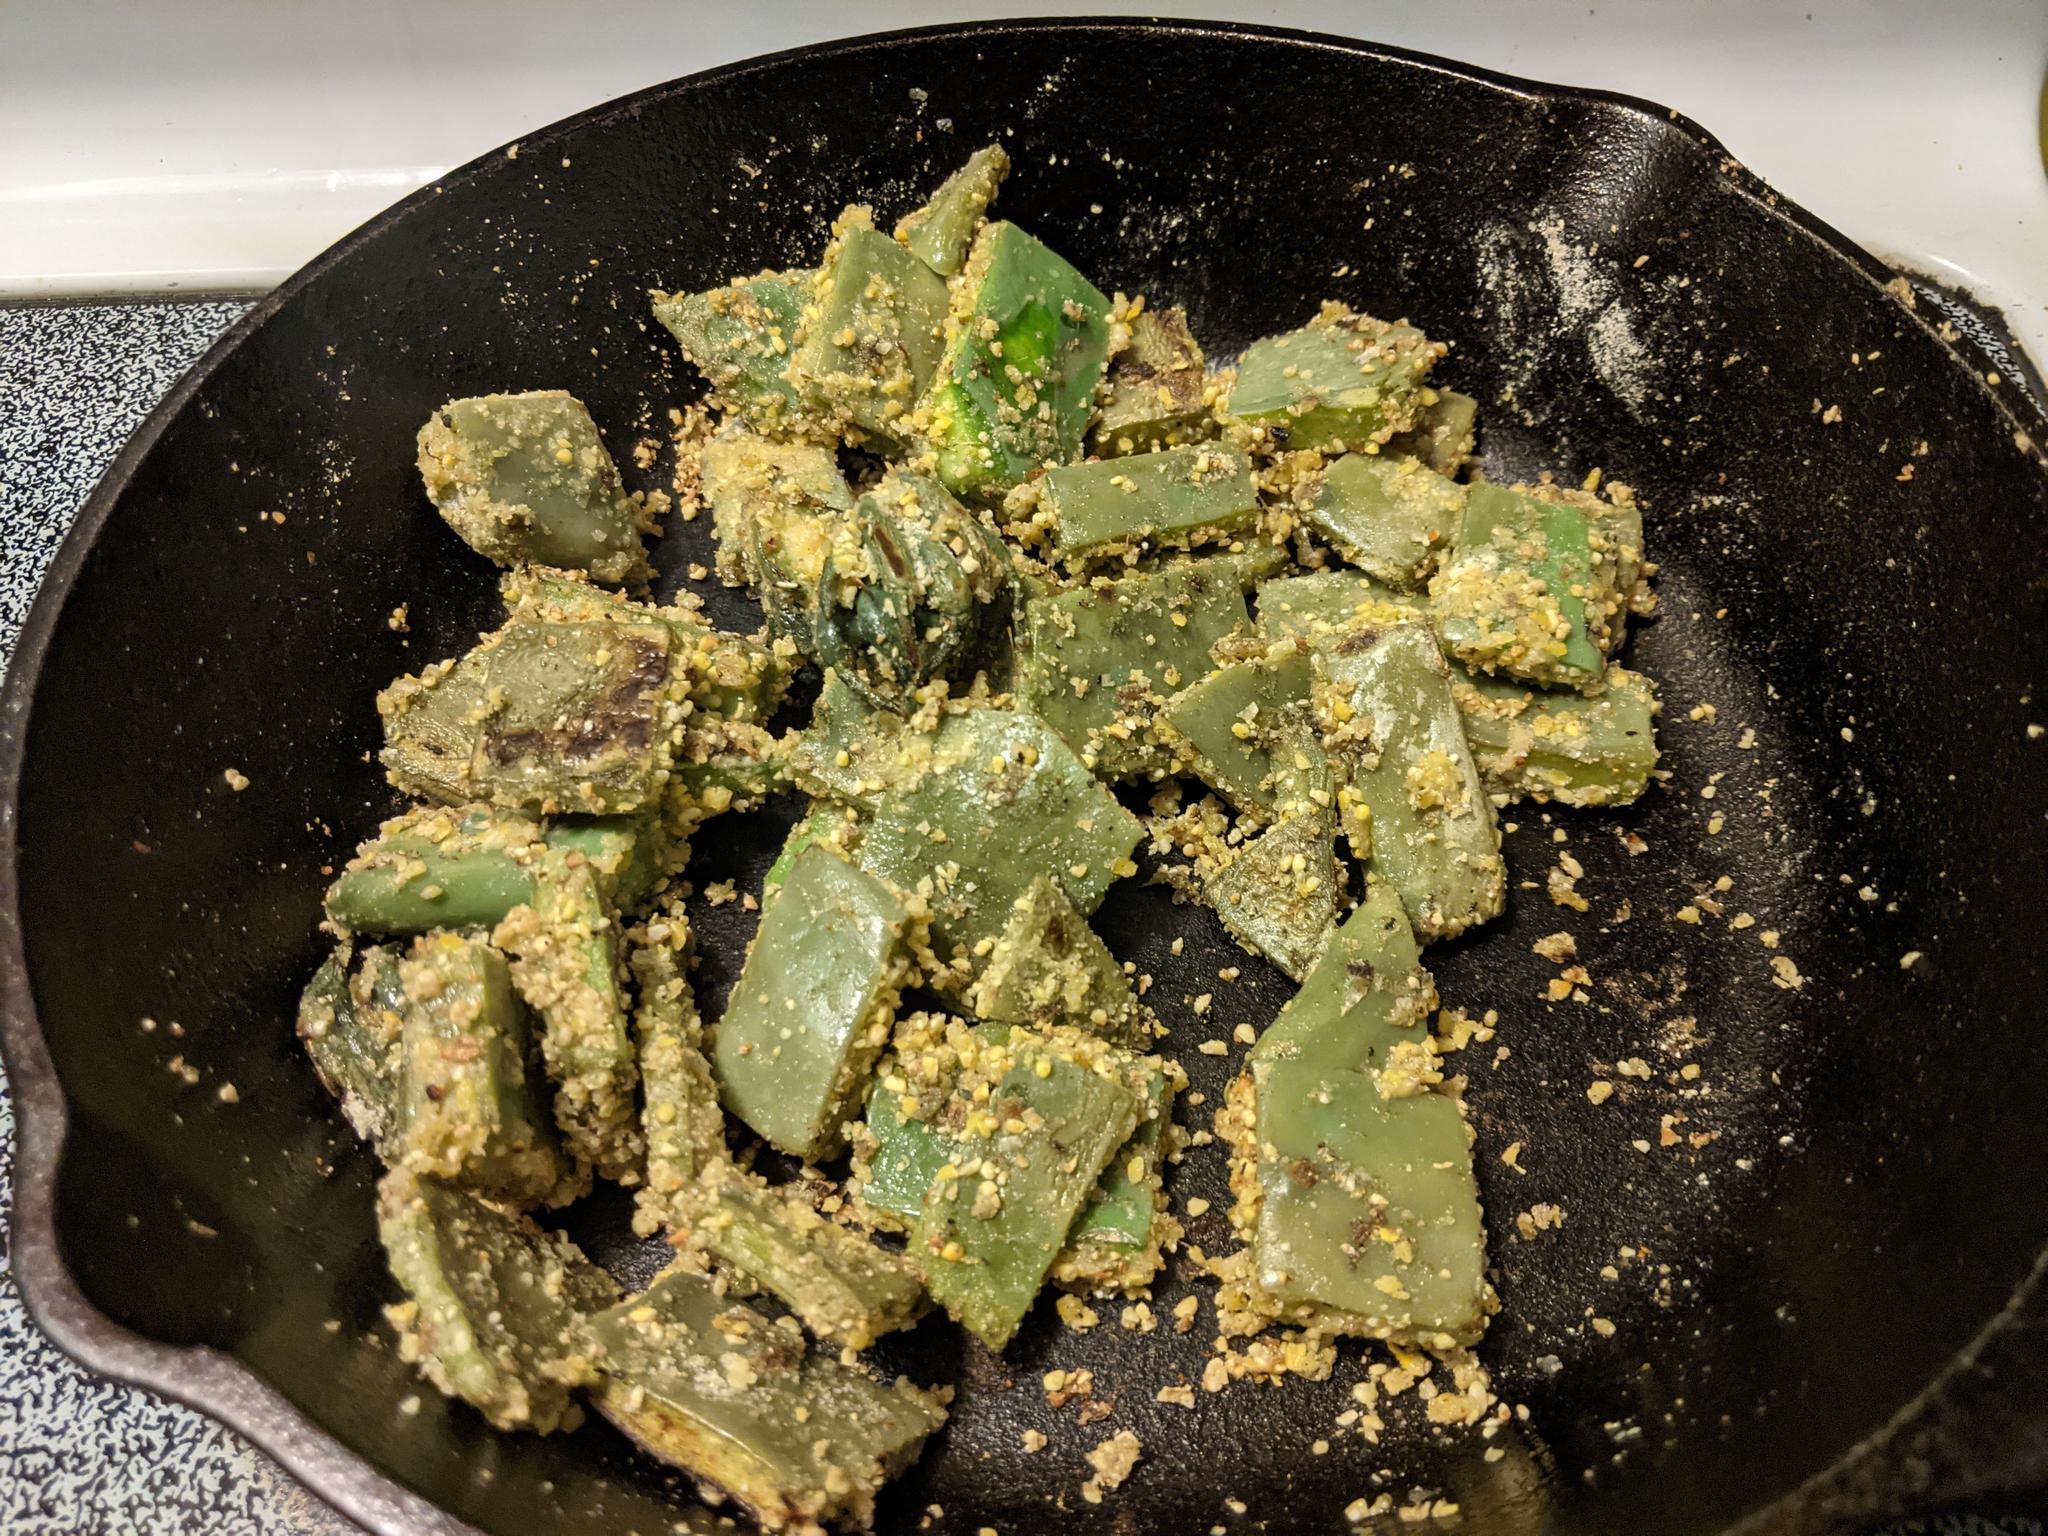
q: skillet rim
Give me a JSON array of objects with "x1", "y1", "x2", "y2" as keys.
[{"x1": 2, "y1": 17, "x2": 2042, "y2": 1536}]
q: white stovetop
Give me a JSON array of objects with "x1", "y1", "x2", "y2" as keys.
[{"x1": 3, "y1": 0, "x2": 2043, "y2": 367}]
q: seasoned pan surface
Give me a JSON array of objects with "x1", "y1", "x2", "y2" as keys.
[{"x1": 4, "y1": 20, "x2": 2046, "y2": 1536}]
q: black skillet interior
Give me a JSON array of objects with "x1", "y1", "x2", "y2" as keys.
[{"x1": 6, "y1": 20, "x2": 2048, "y2": 1536}]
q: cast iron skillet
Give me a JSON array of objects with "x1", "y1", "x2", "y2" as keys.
[{"x1": 5, "y1": 19, "x2": 2047, "y2": 1536}]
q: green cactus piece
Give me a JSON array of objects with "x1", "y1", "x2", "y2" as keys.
[
  {"x1": 416, "y1": 391, "x2": 647, "y2": 583},
  {"x1": 711, "y1": 846, "x2": 914, "y2": 1162},
  {"x1": 920, "y1": 221, "x2": 1114, "y2": 500},
  {"x1": 378, "y1": 1169, "x2": 618, "y2": 1433}
]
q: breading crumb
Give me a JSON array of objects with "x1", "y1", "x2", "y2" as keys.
[
  {"x1": 1547, "y1": 863, "x2": 1589, "y2": 912},
  {"x1": 1082, "y1": 1430, "x2": 1142, "y2": 1502},
  {"x1": 1056, "y1": 1294, "x2": 1100, "y2": 1332}
]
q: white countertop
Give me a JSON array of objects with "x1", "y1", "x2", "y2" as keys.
[{"x1": 2, "y1": 1, "x2": 2043, "y2": 366}]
